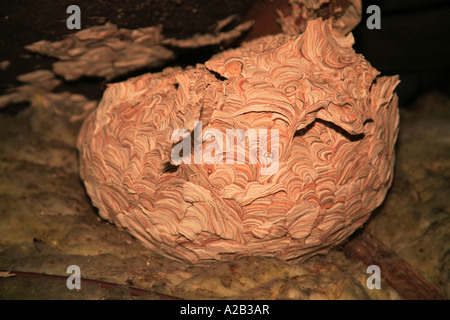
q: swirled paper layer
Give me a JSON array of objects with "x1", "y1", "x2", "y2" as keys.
[{"x1": 78, "y1": 19, "x2": 399, "y2": 264}]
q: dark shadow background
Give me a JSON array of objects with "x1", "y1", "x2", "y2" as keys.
[{"x1": 352, "y1": 0, "x2": 450, "y2": 106}]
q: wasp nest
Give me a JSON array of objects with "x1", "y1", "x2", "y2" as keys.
[{"x1": 78, "y1": 19, "x2": 399, "y2": 264}]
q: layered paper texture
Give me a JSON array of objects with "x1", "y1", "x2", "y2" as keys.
[{"x1": 78, "y1": 19, "x2": 399, "y2": 264}]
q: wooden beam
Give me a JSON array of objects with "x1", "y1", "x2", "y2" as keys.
[{"x1": 344, "y1": 232, "x2": 447, "y2": 300}]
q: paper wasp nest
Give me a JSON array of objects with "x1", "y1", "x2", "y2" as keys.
[{"x1": 78, "y1": 19, "x2": 399, "y2": 264}]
